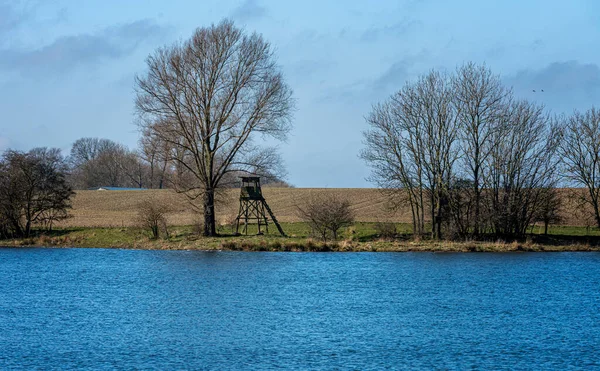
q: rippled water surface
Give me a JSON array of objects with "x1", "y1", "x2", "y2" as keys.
[{"x1": 1, "y1": 248, "x2": 599, "y2": 370}]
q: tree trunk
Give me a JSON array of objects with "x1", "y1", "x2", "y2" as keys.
[
  {"x1": 474, "y1": 176, "x2": 480, "y2": 236},
  {"x1": 203, "y1": 189, "x2": 217, "y2": 236},
  {"x1": 593, "y1": 198, "x2": 600, "y2": 229}
]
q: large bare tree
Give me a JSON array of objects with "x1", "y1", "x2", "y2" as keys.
[
  {"x1": 135, "y1": 20, "x2": 294, "y2": 236},
  {"x1": 362, "y1": 70, "x2": 459, "y2": 239},
  {"x1": 452, "y1": 62, "x2": 510, "y2": 235},
  {"x1": 559, "y1": 107, "x2": 600, "y2": 228},
  {"x1": 483, "y1": 100, "x2": 561, "y2": 236}
]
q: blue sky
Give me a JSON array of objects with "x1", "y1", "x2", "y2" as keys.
[{"x1": 1, "y1": 0, "x2": 599, "y2": 187}]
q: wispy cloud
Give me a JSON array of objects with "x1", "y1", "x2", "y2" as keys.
[
  {"x1": 0, "y1": 1, "x2": 30, "y2": 34},
  {"x1": 372, "y1": 50, "x2": 431, "y2": 91},
  {"x1": 0, "y1": 19, "x2": 170, "y2": 77},
  {"x1": 507, "y1": 61, "x2": 600, "y2": 92},
  {"x1": 360, "y1": 19, "x2": 421, "y2": 43},
  {"x1": 230, "y1": 0, "x2": 267, "y2": 22},
  {"x1": 505, "y1": 61, "x2": 600, "y2": 113}
]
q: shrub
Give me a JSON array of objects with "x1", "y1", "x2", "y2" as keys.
[
  {"x1": 136, "y1": 197, "x2": 171, "y2": 239},
  {"x1": 374, "y1": 222, "x2": 396, "y2": 239},
  {"x1": 296, "y1": 193, "x2": 355, "y2": 242}
]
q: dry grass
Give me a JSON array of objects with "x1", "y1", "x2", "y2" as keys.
[
  {"x1": 58, "y1": 187, "x2": 589, "y2": 228},
  {"x1": 5, "y1": 227, "x2": 597, "y2": 252}
]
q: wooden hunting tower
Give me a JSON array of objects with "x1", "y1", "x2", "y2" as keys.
[{"x1": 235, "y1": 177, "x2": 285, "y2": 236}]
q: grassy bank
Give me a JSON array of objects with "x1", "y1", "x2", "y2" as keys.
[{"x1": 2, "y1": 222, "x2": 600, "y2": 252}]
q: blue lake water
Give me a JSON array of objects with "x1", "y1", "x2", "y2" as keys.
[{"x1": 1, "y1": 248, "x2": 599, "y2": 370}]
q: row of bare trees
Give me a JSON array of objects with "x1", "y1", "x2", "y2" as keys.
[
  {"x1": 559, "y1": 108, "x2": 600, "y2": 229},
  {"x1": 68, "y1": 137, "x2": 171, "y2": 189},
  {"x1": 361, "y1": 63, "x2": 579, "y2": 239}
]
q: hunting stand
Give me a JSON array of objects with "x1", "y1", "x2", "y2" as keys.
[{"x1": 234, "y1": 177, "x2": 286, "y2": 236}]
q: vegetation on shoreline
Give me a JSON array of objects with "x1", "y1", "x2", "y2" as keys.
[{"x1": 2, "y1": 222, "x2": 599, "y2": 252}]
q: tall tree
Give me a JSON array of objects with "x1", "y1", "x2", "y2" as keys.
[
  {"x1": 362, "y1": 71, "x2": 459, "y2": 239},
  {"x1": 452, "y1": 62, "x2": 510, "y2": 235},
  {"x1": 559, "y1": 107, "x2": 600, "y2": 228},
  {"x1": 135, "y1": 20, "x2": 294, "y2": 236},
  {"x1": 483, "y1": 100, "x2": 561, "y2": 236}
]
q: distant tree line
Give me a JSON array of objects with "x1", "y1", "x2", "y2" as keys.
[
  {"x1": 362, "y1": 62, "x2": 600, "y2": 239},
  {"x1": 68, "y1": 137, "x2": 170, "y2": 189},
  {"x1": 67, "y1": 137, "x2": 290, "y2": 190}
]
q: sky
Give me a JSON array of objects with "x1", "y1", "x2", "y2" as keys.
[{"x1": 1, "y1": 0, "x2": 599, "y2": 187}]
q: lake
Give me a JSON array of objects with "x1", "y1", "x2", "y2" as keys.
[{"x1": 1, "y1": 248, "x2": 599, "y2": 370}]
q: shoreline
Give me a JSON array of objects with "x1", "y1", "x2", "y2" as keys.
[{"x1": 2, "y1": 233, "x2": 599, "y2": 253}]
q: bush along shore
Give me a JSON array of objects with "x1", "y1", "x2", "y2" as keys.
[{"x1": 1, "y1": 223, "x2": 600, "y2": 252}]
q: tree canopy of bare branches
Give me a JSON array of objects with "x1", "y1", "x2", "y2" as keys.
[
  {"x1": 361, "y1": 70, "x2": 460, "y2": 239},
  {"x1": 0, "y1": 148, "x2": 73, "y2": 238},
  {"x1": 559, "y1": 107, "x2": 600, "y2": 228},
  {"x1": 362, "y1": 64, "x2": 561, "y2": 240},
  {"x1": 296, "y1": 193, "x2": 355, "y2": 242},
  {"x1": 69, "y1": 137, "x2": 149, "y2": 189},
  {"x1": 135, "y1": 19, "x2": 294, "y2": 236},
  {"x1": 452, "y1": 62, "x2": 509, "y2": 235},
  {"x1": 483, "y1": 100, "x2": 561, "y2": 236}
]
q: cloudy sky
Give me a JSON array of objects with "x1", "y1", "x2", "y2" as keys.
[{"x1": 1, "y1": 0, "x2": 599, "y2": 187}]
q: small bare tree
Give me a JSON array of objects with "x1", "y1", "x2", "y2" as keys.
[
  {"x1": 136, "y1": 197, "x2": 171, "y2": 239},
  {"x1": 536, "y1": 188, "x2": 562, "y2": 235},
  {"x1": 296, "y1": 193, "x2": 355, "y2": 242},
  {"x1": 559, "y1": 107, "x2": 600, "y2": 228},
  {"x1": 135, "y1": 20, "x2": 294, "y2": 236}
]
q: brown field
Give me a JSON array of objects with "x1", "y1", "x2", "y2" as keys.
[
  {"x1": 58, "y1": 188, "x2": 589, "y2": 228},
  {"x1": 58, "y1": 188, "x2": 403, "y2": 227}
]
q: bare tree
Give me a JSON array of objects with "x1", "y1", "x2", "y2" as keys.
[
  {"x1": 119, "y1": 150, "x2": 150, "y2": 189},
  {"x1": 535, "y1": 187, "x2": 562, "y2": 235},
  {"x1": 483, "y1": 100, "x2": 561, "y2": 236},
  {"x1": 0, "y1": 148, "x2": 73, "y2": 237},
  {"x1": 362, "y1": 70, "x2": 459, "y2": 239},
  {"x1": 362, "y1": 101, "x2": 423, "y2": 236},
  {"x1": 136, "y1": 197, "x2": 171, "y2": 239},
  {"x1": 139, "y1": 125, "x2": 172, "y2": 189},
  {"x1": 69, "y1": 138, "x2": 126, "y2": 188},
  {"x1": 135, "y1": 20, "x2": 294, "y2": 236},
  {"x1": 559, "y1": 107, "x2": 600, "y2": 228},
  {"x1": 453, "y1": 62, "x2": 510, "y2": 235},
  {"x1": 296, "y1": 193, "x2": 354, "y2": 242},
  {"x1": 69, "y1": 137, "x2": 120, "y2": 169},
  {"x1": 69, "y1": 137, "x2": 158, "y2": 189}
]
